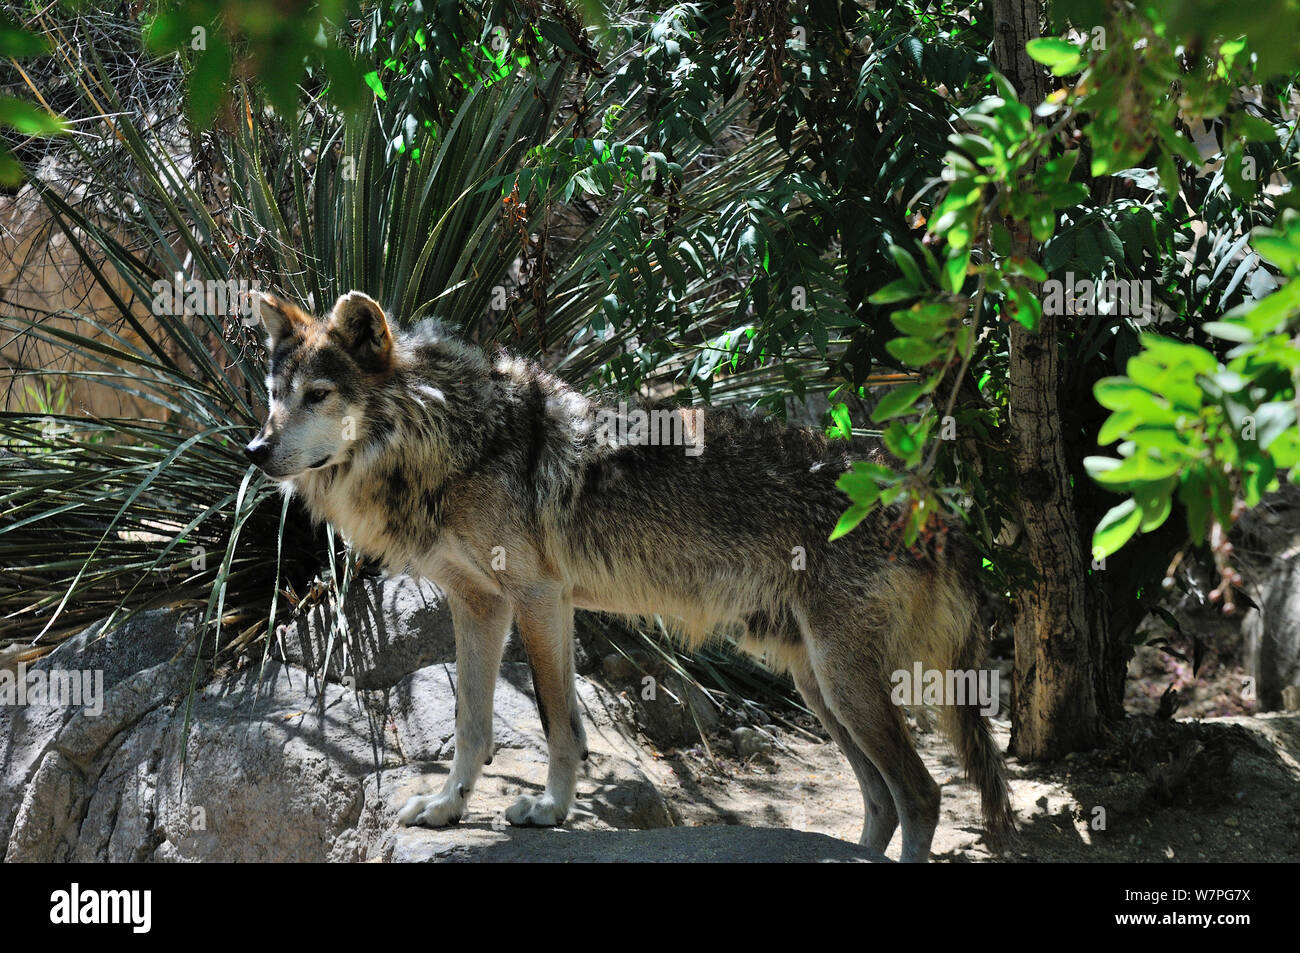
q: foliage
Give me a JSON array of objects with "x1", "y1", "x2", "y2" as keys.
[
  {"x1": 0, "y1": 7, "x2": 65, "y2": 183},
  {"x1": 3, "y1": 0, "x2": 1299, "y2": 733},
  {"x1": 0, "y1": 19, "x2": 564, "y2": 658},
  {"x1": 144, "y1": 0, "x2": 369, "y2": 124},
  {"x1": 1028, "y1": 5, "x2": 1299, "y2": 603},
  {"x1": 1085, "y1": 213, "x2": 1300, "y2": 609},
  {"x1": 832, "y1": 2, "x2": 1299, "y2": 607}
]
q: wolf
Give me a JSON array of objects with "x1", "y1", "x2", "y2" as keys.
[{"x1": 243, "y1": 289, "x2": 1014, "y2": 861}]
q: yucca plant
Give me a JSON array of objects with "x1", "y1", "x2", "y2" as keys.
[
  {"x1": 0, "y1": 7, "x2": 833, "y2": 723},
  {"x1": 0, "y1": 26, "x2": 569, "y2": 657}
]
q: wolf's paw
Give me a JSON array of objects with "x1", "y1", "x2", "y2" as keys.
[
  {"x1": 397, "y1": 792, "x2": 463, "y2": 827},
  {"x1": 504, "y1": 793, "x2": 568, "y2": 827}
]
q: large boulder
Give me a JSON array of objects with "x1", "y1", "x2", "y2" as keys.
[
  {"x1": 1, "y1": 573, "x2": 882, "y2": 861},
  {"x1": 0, "y1": 609, "x2": 199, "y2": 859},
  {"x1": 1, "y1": 578, "x2": 682, "y2": 861},
  {"x1": 385, "y1": 825, "x2": 883, "y2": 863},
  {"x1": 1239, "y1": 485, "x2": 1300, "y2": 711},
  {"x1": 271, "y1": 573, "x2": 461, "y2": 689}
]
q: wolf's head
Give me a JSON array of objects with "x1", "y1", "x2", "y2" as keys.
[{"x1": 243, "y1": 290, "x2": 393, "y2": 480}]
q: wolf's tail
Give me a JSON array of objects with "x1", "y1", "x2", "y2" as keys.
[{"x1": 937, "y1": 611, "x2": 1016, "y2": 844}]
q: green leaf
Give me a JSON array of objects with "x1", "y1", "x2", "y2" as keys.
[
  {"x1": 991, "y1": 221, "x2": 1012, "y2": 257},
  {"x1": 1007, "y1": 257, "x2": 1048, "y2": 282},
  {"x1": 0, "y1": 97, "x2": 66, "y2": 135},
  {"x1": 891, "y1": 302, "x2": 952, "y2": 337},
  {"x1": 0, "y1": 23, "x2": 49, "y2": 58},
  {"x1": 1006, "y1": 285, "x2": 1041, "y2": 331},
  {"x1": 1252, "y1": 233, "x2": 1300, "y2": 275},
  {"x1": 829, "y1": 502, "x2": 872, "y2": 542},
  {"x1": 1097, "y1": 409, "x2": 1139, "y2": 445},
  {"x1": 890, "y1": 245, "x2": 924, "y2": 289},
  {"x1": 1269, "y1": 429, "x2": 1300, "y2": 468},
  {"x1": 1179, "y1": 473, "x2": 1212, "y2": 542},
  {"x1": 869, "y1": 279, "x2": 920, "y2": 305},
  {"x1": 185, "y1": 39, "x2": 234, "y2": 128},
  {"x1": 364, "y1": 70, "x2": 388, "y2": 101},
  {"x1": 1253, "y1": 402, "x2": 1297, "y2": 450},
  {"x1": 1092, "y1": 498, "x2": 1141, "y2": 560},
  {"x1": 942, "y1": 247, "x2": 970, "y2": 293},
  {"x1": 871, "y1": 382, "x2": 926, "y2": 422},
  {"x1": 0, "y1": 145, "x2": 21, "y2": 185},
  {"x1": 537, "y1": 18, "x2": 583, "y2": 55},
  {"x1": 1094, "y1": 378, "x2": 1166, "y2": 415},
  {"x1": 1026, "y1": 38, "x2": 1082, "y2": 74},
  {"x1": 883, "y1": 420, "x2": 924, "y2": 464},
  {"x1": 837, "y1": 464, "x2": 884, "y2": 499},
  {"x1": 827, "y1": 402, "x2": 852, "y2": 438},
  {"x1": 1202, "y1": 321, "x2": 1254, "y2": 342},
  {"x1": 886, "y1": 335, "x2": 946, "y2": 367},
  {"x1": 1134, "y1": 480, "x2": 1175, "y2": 532}
]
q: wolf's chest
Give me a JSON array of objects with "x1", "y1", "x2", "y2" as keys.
[{"x1": 297, "y1": 472, "x2": 446, "y2": 569}]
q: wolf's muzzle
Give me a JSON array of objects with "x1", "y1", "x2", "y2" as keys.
[{"x1": 243, "y1": 439, "x2": 271, "y2": 468}]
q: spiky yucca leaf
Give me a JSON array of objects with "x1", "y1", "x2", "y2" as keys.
[
  {"x1": 1, "y1": 13, "x2": 830, "y2": 720},
  {"x1": 0, "y1": 46, "x2": 568, "y2": 656}
]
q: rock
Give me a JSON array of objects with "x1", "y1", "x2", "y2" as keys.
[
  {"x1": 1243, "y1": 558, "x2": 1300, "y2": 711},
  {"x1": 9, "y1": 661, "x2": 380, "y2": 862},
  {"x1": 785, "y1": 392, "x2": 833, "y2": 430},
  {"x1": 601, "y1": 650, "x2": 657, "y2": 681},
  {"x1": 1239, "y1": 486, "x2": 1300, "y2": 711},
  {"x1": 4, "y1": 606, "x2": 680, "y2": 861},
  {"x1": 390, "y1": 824, "x2": 883, "y2": 863},
  {"x1": 0, "y1": 642, "x2": 30, "y2": 677},
  {"x1": 4, "y1": 595, "x2": 875, "y2": 863},
  {"x1": 0, "y1": 689, "x2": 73, "y2": 856},
  {"x1": 272, "y1": 573, "x2": 460, "y2": 689},
  {"x1": 1, "y1": 608, "x2": 196, "y2": 860},
  {"x1": 49, "y1": 608, "x2": 198, "y2": 687},
  {"x1": 6, "y1": 750, "x2": 86, "y2": 862},
  {"x1": 732, "y1": 726, "x2": 777, "y2": 758},
  {"x1": 387, "y1": 663, "x2": 542, "y2": 762},
  {"x1": 633, "y1": 673, "x2": 722, "y2": 748}
]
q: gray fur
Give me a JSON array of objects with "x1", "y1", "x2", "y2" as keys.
[{"x1": 244, "y1": 290, "x2": 1014, "y2": 860}]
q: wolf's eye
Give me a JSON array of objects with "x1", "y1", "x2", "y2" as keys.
[{"x1": 305, "y1": 388, "x2": 331, "y2": 405}]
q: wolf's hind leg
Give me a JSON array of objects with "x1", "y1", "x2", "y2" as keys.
[
  {"x1": 804, "y1": 637, "x2": 940, "y2": 863},
  {"x1": 789, "y1": 654, "x2": 899, "y2": 853},
  {"x1": 505, "y1": 586, "x2": 584, "y2": 827},
  {"x1": 398, "y1": 590, "x2": 510, "y2": 827}
]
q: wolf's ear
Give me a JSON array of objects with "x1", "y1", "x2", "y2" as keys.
[
  {"x1": 251, "y1": 292, "x2": 311, "y2": 349},
  {"x1": 328, "y1": 291, "x2": 392, "y2": 371}
]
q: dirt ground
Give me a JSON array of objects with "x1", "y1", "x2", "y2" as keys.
[
  {"x1": 574, "y1": 600, "x2": 1300, "y2": 863},
  {"x1": 644, "y1": 703, "x2": 1300, "y2": 863}
]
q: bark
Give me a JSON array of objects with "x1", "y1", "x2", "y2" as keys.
[
  {"x1": 991, "y1": 0, "x2": 1111, "y2": 759},
  {"x1": 1006, "y1": 319, "x2": 1110, "y2": 757}
]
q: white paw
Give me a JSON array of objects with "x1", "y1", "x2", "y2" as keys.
[
  {"x1": 504, "y1": 793, "x2": 568, "y2": 827},
  {"x1": 397, "y1": 792, "x2": 464, "y2": 827}
]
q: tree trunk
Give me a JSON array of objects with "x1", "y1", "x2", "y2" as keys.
[
  {"x1": 991, "y1": 0, "x2": 1111, "y2": 759},
  {"x1": 1006, "y1": 320, "x2": 1111, "y2": 757}
]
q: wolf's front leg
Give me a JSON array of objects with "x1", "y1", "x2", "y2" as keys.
[
  {"x1": 505, "y1": 587, "x2": 586, "y2": 826},
  {"x1": 398, "y1": 590, "x2": 510, "y2": 827}
]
